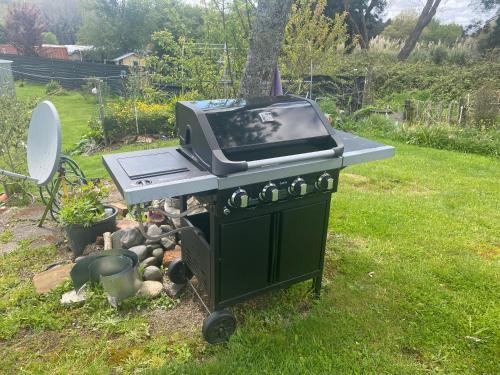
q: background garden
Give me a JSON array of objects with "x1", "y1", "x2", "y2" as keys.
[{"x1": 0, "y1": 0, "x2": 499, "y2": 374}]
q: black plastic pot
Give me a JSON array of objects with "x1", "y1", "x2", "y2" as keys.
[{"x1": 65, "y1": 206, "x2": 118, "y2": 257}]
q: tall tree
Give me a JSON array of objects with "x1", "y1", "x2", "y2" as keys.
[
  {"x1": 326, "y1": 0, "x2": 386, "y2": 49},
  {"x1": 5, "y1": 3, "x2": 46, "y2": 56},
  {"x1": 398, "y1": 0, "x2": 442, "y2": 61},
  {"x1": 239, "y1": 0, "x2": 293, "y2": 97},
  {"x1": 35, "y1": 0, "x2": 83, "y2": 45}
]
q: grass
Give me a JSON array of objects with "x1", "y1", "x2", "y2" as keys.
[
  {"x1": 14, "y1": 82, "x2": 176, "y2": 178},
  {"x1": 1, "y1": 83, "x2": 499, "y2": 374},
  {"x1": 15, "y1": 82, "x2": 95, "y2": 150},
  {"x1": 341, "y1": 114, "x2": 499, "y2": 157}
]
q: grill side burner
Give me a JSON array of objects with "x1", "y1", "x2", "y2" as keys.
[{"x1": 102, "y1": 95, "x2": 395, "y2": 344}]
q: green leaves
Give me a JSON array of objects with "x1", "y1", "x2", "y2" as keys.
[{"x1": 58, "y1": 182, "x2": 109, "y2": 227}]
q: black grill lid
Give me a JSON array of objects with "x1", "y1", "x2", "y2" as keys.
[{"x1": 176, "y1": 96, "x2": 344, "y2": 176}]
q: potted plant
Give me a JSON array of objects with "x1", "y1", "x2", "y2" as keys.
[{"x1": 59, "y1": 182, "x2": 117, "y2": 256}]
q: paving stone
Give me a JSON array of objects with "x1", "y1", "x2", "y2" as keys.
[{"x1": 33, "y1": 263, "x2": 73, "y2": 294}]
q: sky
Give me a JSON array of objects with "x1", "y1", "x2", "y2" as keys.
[
  {"x1": 384, "y1": 0, "x2": 497, "y2": 26},
  {"x1": 183, "y1": 1, "x2": 498, "y2": 27}
]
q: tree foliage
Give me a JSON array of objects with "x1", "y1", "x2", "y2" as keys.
[
  {"x1": 281, "y1": 0, "x2": 349, "y2": 94},
  {"x1": 0, "y1": 24, "x2": 6, "y2": 44},
  {"x1": 398, "y1": 0, "x2": 442, "y2": 61},
  {"x1": 5, "y1": 3, "x2": 46, "y2": 56},
  {"x1": 326, "y1": 0, "x2": 386, "y2": 49},
  {"x1": 35, "y1": 0, "x2": 83, "y2": 45},
  {"x1": 42, "y1": 32, "x2": 59, "y2": 45},
  {"x1": 148, "y1": 1, "x2": 255, "y2": 98},
  {"x1": 78, "y1": 0, "x2": 203, "y2": 59},
  {"x1": 383, "y1": 12, "x2": 463, "y2": 46}
]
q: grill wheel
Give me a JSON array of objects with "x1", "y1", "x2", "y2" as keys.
[{"x1": 202, "y1": 310, "x2": 236, "y2": 344}]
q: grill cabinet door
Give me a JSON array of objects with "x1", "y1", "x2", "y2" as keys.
[
  {"x1": 277, "y1": 202, "x2": 328, "y2": 282},
  {"x1": 219, "y1": 214, "x2": 272, "y2": 301}
]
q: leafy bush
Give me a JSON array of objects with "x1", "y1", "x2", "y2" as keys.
[
  {"x1": 102, "y1": 91, "x2": 200, "y2": 143},
  {"x1": 45, "y1": 80, "x2": 63, "y2": 95},
  {"x1": 59, "y1": 182, "x2": 109, "y2": 227},
  {"x1": 0, "y1": 95, "x2": 38, "y2": 194},
  {"x1": 318, "y1": 96, "x2": 337, "y2": 115},
  {"x1": 471, "y1": 83, "x2": 499, "y2": 130},
  {"x1": 430, "y1": 46, "x2": 448, "y2": 65},
  {"x1": 103, "y1": 100, "x2": 171, "y2": 142}
]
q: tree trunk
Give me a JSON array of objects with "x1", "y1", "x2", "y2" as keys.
[
  {"x1": 398, "y1": 0, "x2": 442, "y2": 61},
  {"x1": 239, "y1": 0, "x2": 293, "y2": 98}
]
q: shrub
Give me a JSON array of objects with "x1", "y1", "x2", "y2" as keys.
[
  {"x1": 430, "y1": 46, "x2": 448, "y2": 65},
  {"x1": 103, "y1": 100, "x2": 170, "y2": 142},
  {"x1": 102, "y1": 91, "x2": 200, "y2": 143},
  {"x1": 59, "y1": 182, "x2": 109, "y2": 227},
  {"x1": 0, "y1": 95, "x2": 38, "y2": 194},
  {"x1": 45, "y1": 80, "x2": 63, "y2": 95},
  {"x1": 471, "y1": 83, "x2": 499, "y2": 130}
]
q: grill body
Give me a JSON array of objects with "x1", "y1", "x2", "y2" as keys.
[{"x1": 180, "y1": 169, "x2": 339, "y2": 311}]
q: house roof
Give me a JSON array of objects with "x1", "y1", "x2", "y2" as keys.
[
  {"x1": 111, "y1": 52, "x2": 141, "y2": 62},
  {"x1": 0, "y1": 44, "x2": 19, "y2": 55}
]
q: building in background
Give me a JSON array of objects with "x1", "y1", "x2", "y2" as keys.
[{"x1": 111, "y1": 52, "x2": 146, "y2": 67}]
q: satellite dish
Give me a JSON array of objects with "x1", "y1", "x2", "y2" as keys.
[
  {"x1": 27, "y1": 101, "x2": 62, "y2": 186},
  {"x1": 0, "y1": 100, "x2": 86, "y2": 226}
]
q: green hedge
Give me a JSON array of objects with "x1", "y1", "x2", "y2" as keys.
[{"x1": 102, "y1": 92, "x2": 200, "y2": 142}]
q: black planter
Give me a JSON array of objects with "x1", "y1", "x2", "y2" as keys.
[{"x1": 65, "y1": 206, "x2": 118, "y2": 257}]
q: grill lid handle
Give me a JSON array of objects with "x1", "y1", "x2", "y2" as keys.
[{"x1": 246, "y1": 145, "x2": 343, "y2": 170}]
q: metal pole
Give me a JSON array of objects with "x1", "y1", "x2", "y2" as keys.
[
  {"x1": 38, "y1": 175, "x2": 62, "y2": 227},
  {"x1": 97, "y1": 79, "x2": 108, "y2": 146}
]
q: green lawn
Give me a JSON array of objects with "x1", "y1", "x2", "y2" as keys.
[
  {"x1": 1, "y1": 84, "x2": 499, "y2": 374},
  {"x1": 16, "y1": 82, "x2": 95, "y2": 150},
  {"x1": 15, "y1": 82, "x2": 175, "y2": 178}
]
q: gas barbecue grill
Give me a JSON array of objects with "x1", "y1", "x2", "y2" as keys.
[{"x1": 103, "y1": 96, "x2": 394, "y2": 343}]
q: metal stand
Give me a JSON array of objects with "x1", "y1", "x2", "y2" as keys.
[{"x1": 38, "y1": 156, "x2": 86, "y2": 227}]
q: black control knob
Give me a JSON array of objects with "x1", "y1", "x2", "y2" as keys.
[
  {"x1": 260, "y1": 183, "x2": 279, "y2": 202},
  {"x1": 229, "y1": 188, "x2": 249, "y2": 208},
  {"x1": 289, "y1": 178, "x2": 307, "y2": 196},
  {"x1": 316, "y1": 173, "x2": 334, "y2": 191}
]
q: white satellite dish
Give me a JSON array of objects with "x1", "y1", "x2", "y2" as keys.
[
  {"x1": 0, "y1": 100, "x2": 86, "y2": 226},
  {"x1": 27, "y1": 101, "x2": 62, "y2": 186},
  {"x1": 0, "y1": 101, "x2": 62, "y2": 186}
]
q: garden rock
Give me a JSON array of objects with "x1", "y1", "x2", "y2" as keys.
[
  {"x1": 141, "y1": 256, "x2": 159, "y2": 268},
  {"x1": 160, "y1": 237, "x2": 175, "y2": 250},
  {"x1": 129, "y1": 245, "x2": 148, "y2": 262},
  {"x1": 112, "y1": 228, "x2": 144, "y2": 249},
  {"x1": 160, "y1": 224, "x2": 173, "y2": 232},
  {"x1": 145, "y1": 224, "x2": 162, "y2": 244},
  {"x1": 137, "y1": 280, "x2": 164, "y2": 298},
  {"x1": 116, "y1": 219, "x2": 138, "y2": 230},
  {"x1": 152, "y1": 247, "x2": 164, "y2": 261},
  {"x1": 165, "y1": 281, "x2": 187, "y2": 298},
  {"x1": 163, "y1": 246, "x2": 182, "y2": 267},
  {"x1": 143, "y1": 266, "x2": 162, "y2": 281},
  {"x1": 146, "y1": 243, "x2": 162, "y2": 253}
]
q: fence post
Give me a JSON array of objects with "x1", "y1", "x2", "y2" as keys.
[
  {"x1": 96, "y1": 79, "x2": 108, "y2": 146},
  {"x1": 404, "y1": 100, "x2": 415, "y2": 124}
]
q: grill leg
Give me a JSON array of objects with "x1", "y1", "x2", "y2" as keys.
[{"x1": 312, "y1": 274, "x2": 322, "y2": 298}]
